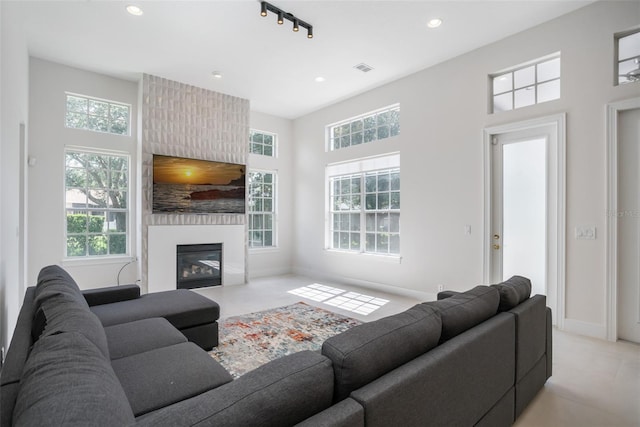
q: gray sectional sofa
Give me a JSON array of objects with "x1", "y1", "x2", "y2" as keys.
[{"x1": 0, "y1": 265, "x2": 551, "y2": 426}]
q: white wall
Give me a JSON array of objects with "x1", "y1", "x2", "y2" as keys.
[
  {"x1": 0, "y1": 3, "x2": 29, "y2": 353},
  {"x1": 248, "y1": 111, "x2": 294, "y2": 278},
  {"x1": 27, "y1": 58, "x2": 139, "y2": 289},
  {"x1": 292, "y1": 1, "x2": 640, "y2": 337}
]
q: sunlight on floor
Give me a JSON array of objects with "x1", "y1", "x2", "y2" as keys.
[{"x1": 288, "y1": 284, "x2": 389, "y2": 315}]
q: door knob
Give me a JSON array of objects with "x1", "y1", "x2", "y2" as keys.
[
  {"x1": 493, "y1": 244, "x2": 501, "y2": 250},
  {"x1": 493, "y1": 234, "x2": 500, "y2": 240}
]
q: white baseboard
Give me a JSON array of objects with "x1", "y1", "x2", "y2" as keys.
[
  {"x1": 561, "y1": 318, "x2": 607, "y2": 340},
  {"x1": 248, "y1": 266, "x2": 293, "y2": 280}
]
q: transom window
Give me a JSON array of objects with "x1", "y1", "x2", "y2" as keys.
[
  {"x1": 328, "y1": 105, "x2": 400, "y2": 151},
  {"x1": 65, "y1": 149, "x2": 129, "y2": 258},
  {"x1": 249, "y1": 130, "x2": 276, "y2": 157},
  {"x1": 65, "y1": 93, "x2": 130, "y2": 135},
  {"x1": 491, "y1": 54, "x2": 561, "y2": 113},
  {"x1": 248, "y1": 171, "x2": 276, "y2": 248},
  {"x1": 616, "y1": 29, "x2": 640, "y2": 85},
  {"x1": 329, "y1": 168, "x2": 400, "y2": 255}
]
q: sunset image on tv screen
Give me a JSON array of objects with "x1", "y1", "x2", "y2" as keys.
[{"x1": 153, "y1": 155, "x2": 245, "y2": 214}]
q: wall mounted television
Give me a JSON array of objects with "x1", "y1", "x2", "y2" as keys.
[{"x1": 152, "y1": 154, "x2": 246, "y2": 214}]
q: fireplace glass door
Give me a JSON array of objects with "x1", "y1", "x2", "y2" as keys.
[{"x1": 176, "y1": 243, "x2": 222, "y2": 289}]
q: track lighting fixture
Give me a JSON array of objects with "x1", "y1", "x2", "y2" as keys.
[{"x1": 260, "y1": 1, "x2": 313, "y2": 39}]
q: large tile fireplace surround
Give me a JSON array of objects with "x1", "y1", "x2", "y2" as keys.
[{"x1": 148, "y1": 225, "x2": 245, "y2": 293}]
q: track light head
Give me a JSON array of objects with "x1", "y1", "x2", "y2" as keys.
[{"x1": 260, "y1": 2, "x2": 312, "y2": 39}]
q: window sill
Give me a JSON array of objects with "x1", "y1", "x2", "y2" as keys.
[
  {"x1": 62, "y1": 255, "x2": 136, "y2": 267},
  {"x1": 324, "y1": 249, "x2": 402, "y2": 264},
  {"x1": 249, "y1": 246, "x2": 279, "y2": 253}
]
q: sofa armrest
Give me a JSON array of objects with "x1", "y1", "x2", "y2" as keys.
[{"x1": 83, "y1": 284, "x2": 140, "y2": 306}]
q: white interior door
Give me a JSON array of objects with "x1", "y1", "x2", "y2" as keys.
[
  {"x1": 617, "y1": 107, "x2": 640, "y2": 344},
  {"x1": 490, "y1": 125, "x2": 558, "y2": 309}
]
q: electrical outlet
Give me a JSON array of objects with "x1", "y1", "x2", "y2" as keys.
[
  {"x1": 437, "y1": 284, "x2": 444, "y2": 292},
  {"x1": 575, "y1": 225, "x2": 596, "y2": 240},
  {"x1": 1, "y1": 346, "x2": 5, "y2": 367}
]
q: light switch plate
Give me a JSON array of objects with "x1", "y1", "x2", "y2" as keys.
[{"x1": 575, "y1": 225, "x2": 596, "y2": 240}]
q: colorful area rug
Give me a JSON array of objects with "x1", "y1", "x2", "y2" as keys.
[{"x1": 209, "y1": 302, "x2": 361, "y2": 378}]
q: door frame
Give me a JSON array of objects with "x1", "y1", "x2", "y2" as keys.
[
  {"x1": 483, "y1": 113, "x2": 566, "y2": 327},
  {"x1": 606, "y1": 97, "x2": 640, "y2": 342}
]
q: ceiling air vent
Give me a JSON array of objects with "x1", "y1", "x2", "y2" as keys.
[{"x1": 354, "y1": 63, "x2": 374, "y2": 73}]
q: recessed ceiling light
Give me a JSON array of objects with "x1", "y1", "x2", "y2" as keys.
[
  {"x1": 126, "y1": 5, "x2": 144, "y2": 16},
  {"x1": 427, "y1": 18, "x2": 442, "y2": 28},
  {"x1": 211, "y1": 71, "x2": 223, "y2": 79},
  {"x1": 314, "y1": 76, "x2": 326, "y2": 83}
]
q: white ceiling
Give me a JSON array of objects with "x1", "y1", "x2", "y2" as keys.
[{"x1": 5, "y1": 0, "x2": 593, "y2": 119}]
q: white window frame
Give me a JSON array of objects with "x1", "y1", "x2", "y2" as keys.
[
  {"x1": 64, "y1": 147, "x2": 131, "y2": 260},
  {"x1": 249, "y1": 129, "x2": 277, "y2": 157},
  {"x1": 490, "y1": 53, "x2": 561, "y2": 113},
  {"x1": 65, "y1": 92, "x2": 131, "y2": 136},
  {"x1": 248, "y1": 169, "x2": 277, "y2": 249},
  {"x1": 615, "y1": 29, "x2": 640, "y2": 86},
  {"x1": 327, "y1": 104, "x2": 400, "y2": 151},
  {"x1": 326, "y1": 153, "x2": 400, "y2": 258}
]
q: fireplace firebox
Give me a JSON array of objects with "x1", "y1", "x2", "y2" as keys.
[{"x1": 176, "y1": 243, "x2": 222, "y2": 289}]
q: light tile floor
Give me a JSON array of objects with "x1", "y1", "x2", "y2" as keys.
[
  {"x1": 194, "y1": 274, "x2": 423, "y2": 322},
  {"x1": 515, "y1": 329, "x2": 640, "y2": 427},
  {"x1": 195, "y1": 274, "x2": 640, "y2": 426}
]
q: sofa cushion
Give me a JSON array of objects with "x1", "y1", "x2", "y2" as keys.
[
  {"x1": 322, "y1": 304, "x2": 441, "y2": 402},
  {"x1": 135, "y1": 351, "x2": 334, "y2": 427},
  {"x1": 34, "y1": 265, "x2": 87, "y2": 309},
  {"x1": 12, "y1": 332, "x2": 134, "y2": 426},
  {"x1": 294, "y1": 397, "x2": 365, "y2": 427},
  {"x1": 424, "y1": 285, "x2": 499, "y2": 343},
  {"x1": 111, "y1": 342, "x2": 232, "y2": 416},
  {"x1": 38, "y1": 296, "x2": 111, "y2": 359},
  {"x1": 90, "y1": 289, "x2": 220, "y2": 329},
  {"x1": 32, "y1": 265, "x2": 89, "y2": 342},
  {"x1": 105, "y1": 317, "x2": 187, "y2": 359},
  {"x1": 491, "y1": 275, "x2": 532, "y2": 312}
]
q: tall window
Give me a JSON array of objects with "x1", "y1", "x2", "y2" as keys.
[
  {"x1": 65, "y1": 149, "x2": 129, "y2": 258},
  {"x1": 249, "y1": 130, "x2": 276, "y2": 157},
  {"x1": 65, "y1": 94, "x2": 130, "y2": 135},
  {"x1": 616, "y1": 29, "x2": 640, "y2": 85},
  {"x1": 328, "y1": 105, "x2": 400, "y2": 151},
  {"x1": 248, "y1": 171, "x2": 276, "y2": 248},
  {"x1": 491, "y1": 54, "x2": 561, "y2": 113},
  {"x1": 329, "y1": 167, "x2": 400, "y2": 255}
]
